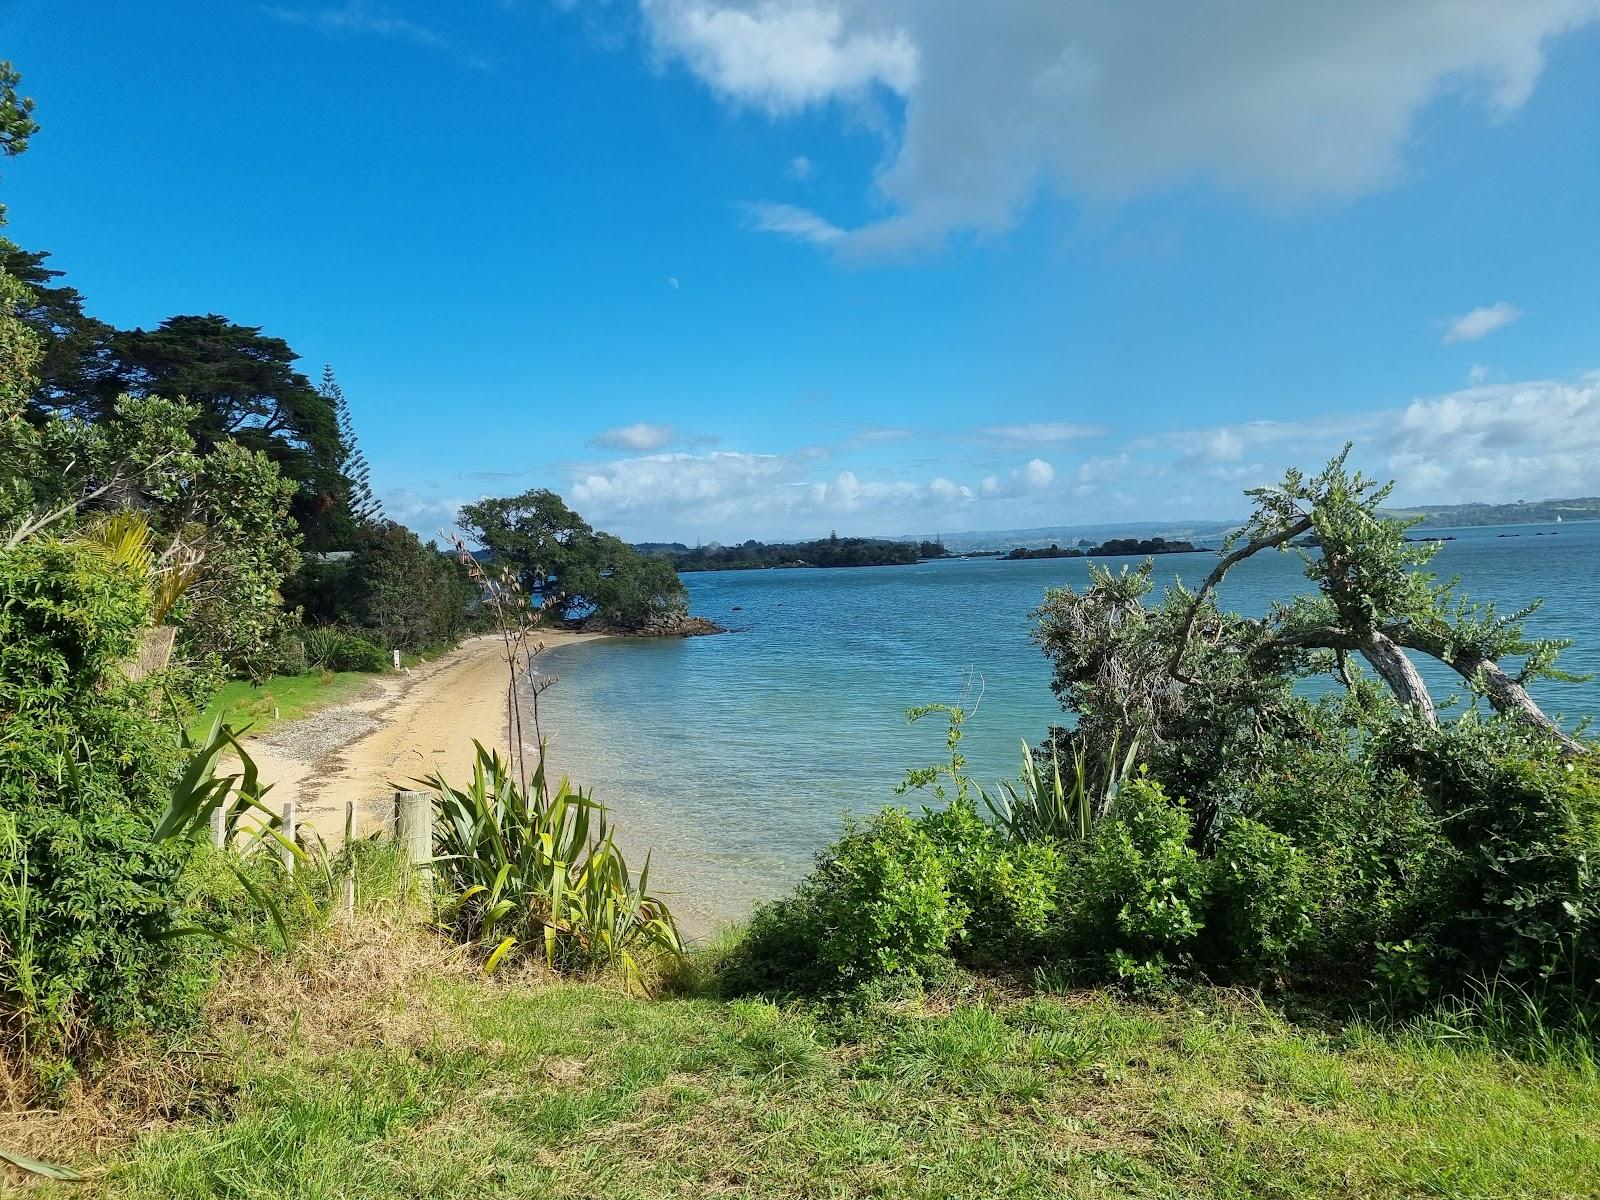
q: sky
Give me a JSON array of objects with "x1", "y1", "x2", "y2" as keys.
[{"x1": 3, "y1": 1, "x2": 1599, "y2": 543}]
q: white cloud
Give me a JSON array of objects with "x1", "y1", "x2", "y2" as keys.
[
  {"x1": 640, "y1": 0, "x2": 917, "y2": 113},
  {"x1": 742, "y1": 201, "x2": 844, "y2": 244},
  {"x1": 1129, "y1": 374, "x2": 1600, "y2": 514},
  {"x1": 976, "y1": 421, "x2": 1108, "y2": 445},
  {"x1": 590, "y1": 422, "x2": 680, "y2": 451},
  {"x1": 667, "y1": 276, "x2": 681, "y2": 289},
  {"x1": 1443, "y1": 301, "x2": 1521, "y2": 344},
  {"x1": 563, "y1": 446, "x2": 1060, "y2": 539},
  {"x1": 787, "y1": 154, "x2": 814, "y2": 179},
  {"x1": 637, "y1": 1, "x2": 1600, "y2": 252},
  {"x1": 264, "y1": 2, "x2": 443, "y2": 45}
]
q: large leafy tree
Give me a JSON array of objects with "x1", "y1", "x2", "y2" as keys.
[
  {"x1": 459, "y1": 488, "x2": 688, "y2": 630},
  {"x1": 2, "y1": 244, "x2": 118, "y2": 412},
  {"x1": 90, "y1": 315, "x2": 345, "y2": 548}
]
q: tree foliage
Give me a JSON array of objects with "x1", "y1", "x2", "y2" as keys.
[
  {"x1": 1036, "y1": 448, "x2": 1588, "y2": 775},
  {"x1": 286, "y1": 520, "x2": 479, "y2": 653},
  {"x1": 459, "y1": 488, "x2": 688, "y2": 631}
]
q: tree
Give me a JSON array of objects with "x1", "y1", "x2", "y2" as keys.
[
  {"x1": 285, "y1": 520, "x2": 478, "y2": 652},
  {"x1": 0, "y1": 60, "x2": 37, "y2": 163},
  {"x1": 459, "y1": 488, "x2": 688, "y2": 630},
  {"x1": 95, "y1": 315, "x2": 345, "y2": 549},
  {"x1": 1, "y1": 244, "x2": 118, "y2": 414},
  {"x1": 1035, "y1": 450, "x2": 1589, "y2": 768},
  {"x1": 322, "y1": 365, "x2": 382, "y2": 527}
]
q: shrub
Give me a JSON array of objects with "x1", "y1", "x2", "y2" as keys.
[
  {"x1": 1202, "y1": 816, "x2": 1312, "y2": 980},
  {"x1": 960, "y1": 839, "x2": 1073, "y2": 967},
  {"x1": 726, "y1": 808, "x2": 964, "y2": 994},
  {"x1": 300, "y1": 625, "x2": 342, "y2": 669},
  {"x1": 805, "y1": 809, "x2": 965, "y2": 987},
  {"x1": 426, "y1": 744, "x2": 680, "y2": 987},
  {"x1": 0, "y1": 541, "x2": 192, "y2": 1050},
  {"x1": 270, "y1": 629, "x2": 309, "y2": 676},
  {"x1": 1375, "y1": 717, "x2": 1600, "y2": 1002},
  {"x1": 1225, "y1": 711, "x2": 1456, "y2": 986},
  {"x1": 1065, "y1": 777, "x2": 1209, "y2": 982},
  {"x1": 328, "y1": 631, "x2": 388, "y2": 673}
]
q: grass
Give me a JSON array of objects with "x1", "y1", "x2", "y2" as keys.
[
  {"x1": 189, "y1": 670, "x2": 382, "y2": 739},
  {"x1": 24, "y1": 930, "x2": 1600, "y2": 1199}
]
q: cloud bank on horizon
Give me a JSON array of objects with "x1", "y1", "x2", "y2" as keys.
[{"x1": 381, "y1": 372, "x2": 1600, "y2": 543}]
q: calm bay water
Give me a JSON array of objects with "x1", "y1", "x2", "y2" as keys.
[{"x1": 537, "y1": 522, "x2": 1600, "y2": 933}]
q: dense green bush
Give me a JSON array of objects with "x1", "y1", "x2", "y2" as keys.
[
  {"x1": 1373, "y1": 718, "x2": 1600, "y2": 1002},
  {"x1": 327, "y1": 631, "x2": 388, "y2": 673},
  {"x1": 0, "y1": 540, "x2": 195, "y2": 1049},
  {"x1": 1067, "y1": 778, "x2": 1210, "y2": 983},
  {"x1": 1201, "y1": 816, "x2": 1312, "y2": 980},
  {"x1": 726, "y1": 809, "x2": 965, "y2": 994},
  {"x1": 283, "y1": 520, "x2": 481, "y2": 656}
]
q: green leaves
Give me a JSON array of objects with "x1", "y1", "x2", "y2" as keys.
[{"x1": 425, "y1": 743, "x2": 681, "y2": 983}]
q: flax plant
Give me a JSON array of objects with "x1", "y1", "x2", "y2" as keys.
[
  {"x1": 983, "y1": 734, "x2": 1142, "y2": 843},
  {"x1": 426, "y1": 743, "x2": 680, "y2": 986}
]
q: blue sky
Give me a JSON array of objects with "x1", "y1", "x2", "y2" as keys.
[{"x1": 4, "y1": 1, "x2": 1598, "y2": 542}]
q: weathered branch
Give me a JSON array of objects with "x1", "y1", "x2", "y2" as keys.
[
  {"x1": 1264, "y1": 623, "x2": 1437, "y2": 723},
  {"x1": 1384, "y1": 623, "x2": 1589, "y2": 756},
  {"x1": 1168, "y1": 509, "x2": 1313, "y2": 679}
]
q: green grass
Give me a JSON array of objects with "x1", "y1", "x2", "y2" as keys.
[
  {"x1": 48, "y1": 966, "x2": 1600, "y2": 1198},
  {"x1": 191, "y1": 670, "x2": 382, "y2": 739}
]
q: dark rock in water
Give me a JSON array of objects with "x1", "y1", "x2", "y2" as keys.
[{"x1": 731, "y1": 605, "x2": 743, "y2": 611}]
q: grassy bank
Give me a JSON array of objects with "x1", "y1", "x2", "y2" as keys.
[
  {"x1": 189, "y1": 670, "x2": 382, "y2": 740},
  {"x1": 28, "y1": 925, "x2": 1600, "y2": 1198}
]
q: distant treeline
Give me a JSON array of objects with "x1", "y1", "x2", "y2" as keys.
[
  {"x1": 645, "y1": 534, "x2": 949, "y2": 572},
  {"x1": 1391, "y1": 497, "x2": 1600, "y2": 527},
  {"x1": 1002, "y1": 536, "x2": 1206, "y2": 560}
]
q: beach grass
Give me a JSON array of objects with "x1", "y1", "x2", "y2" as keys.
[
  {"x1": 45, "y1": 947, "x2": 1600, "y2": 1199},
  {"x1": 190, "y1": 670, "x2": 381, "y2": 740}
]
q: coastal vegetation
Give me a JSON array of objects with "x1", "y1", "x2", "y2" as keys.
[
  {"x1": 651, "y1": 533, "x2": 948, "y2": 571},
  {"x1": 459, "y1": 488, "x2": 696, "y2": 633},
  {"x1": 1002, "y1": 536, "x2": 1206, "y2": 560},
  {"x1": 2, "y1": 56, "x2": 1597, "y2": 1196},
  {"x1": 726, "y1": 452, "x2": 1597, "y2": 1020}
]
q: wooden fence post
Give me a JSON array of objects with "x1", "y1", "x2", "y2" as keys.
[
  {"x1": 339, "y1": 799, "x2": 358, "y2": 921},
  {"x1": 394, "y1": 789, "x2": 433, "y2": 897},
  {"x1": 278, "y1": 799, "x2": 297, "y2": 873},
  {"x1": 209, "y1": 803, "x2": 226, "y2": 849}
]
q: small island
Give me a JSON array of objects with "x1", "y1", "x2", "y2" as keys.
[
  {"x1": 645, "y1": 534, "x2": 950, "y2": 572},
  {"x1": 1002, "y1": 536, "x2": 1209, "y2": 560}
]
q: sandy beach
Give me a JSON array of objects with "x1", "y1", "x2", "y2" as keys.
[{"x1": 237, "y1": 630, "x2": 606, "y2": 838}]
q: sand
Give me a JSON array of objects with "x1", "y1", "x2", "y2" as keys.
[{"x1": 236, "y1": 630, "x2": 606, "y2": 837}]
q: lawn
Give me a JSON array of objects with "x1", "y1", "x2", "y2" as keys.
[
  {"x1": 42, "y1": 928, "x2": 1600, "y2": 1199},
  {"x1": 190, "y1": 670, "x2": 382, "y2": 740}
]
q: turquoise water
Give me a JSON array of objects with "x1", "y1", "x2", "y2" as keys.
[{"x1": 536, "y1": 522, "x2": 1600, "y2": 932}]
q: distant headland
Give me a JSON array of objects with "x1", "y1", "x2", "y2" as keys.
[
  {"x1": 1001, "y1": 536, "x2": 1209, "y2": 560},
  {"x1": 638, "y1": 534, "x2": 950, "y2": 572}
]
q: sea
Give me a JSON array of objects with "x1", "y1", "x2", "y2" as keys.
[{"x1": 535, "y1": 522, "x2": 1600, "y2": 933}]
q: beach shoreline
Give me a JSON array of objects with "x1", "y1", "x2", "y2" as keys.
[{"x1": 235, "y1": 629, "x2": 608, "y2": 838}]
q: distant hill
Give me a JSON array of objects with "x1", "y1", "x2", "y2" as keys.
[{"x1": 1389, "y1": 497, "x2": 1600, "y2": 527}]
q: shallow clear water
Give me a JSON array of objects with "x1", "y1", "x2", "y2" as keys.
[{"x1": 536, "y1": 522, "x2": 1600, "y2": 932}]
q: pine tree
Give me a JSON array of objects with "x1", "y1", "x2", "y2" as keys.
[{"x1": 321, "y1": 364, "x2": 383, "y2": 528}]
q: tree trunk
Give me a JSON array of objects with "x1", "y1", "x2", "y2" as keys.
[
  {"x1": 1389, "y1": 628, "x2": 1590, "y2": 756},
  {"x1": 1359, "y1": 631, "x2": 1437, "y2": 724}
]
